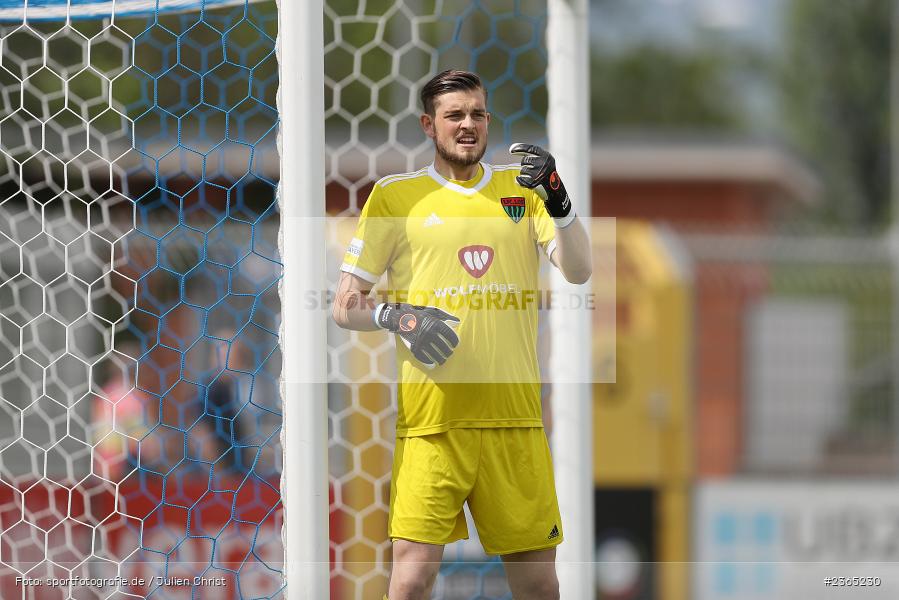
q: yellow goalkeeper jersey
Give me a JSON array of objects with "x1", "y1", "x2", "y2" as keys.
[{"x1": 341, "y1": 162, "x2": 557, "y2": 437}]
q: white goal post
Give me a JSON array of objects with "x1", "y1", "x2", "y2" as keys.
[
  {"x1": 547, "y1": 1, "x2": 593, "y2": 598},
  {"x1": 278, "y1": 0, "x2": 329, "y2": 598}
]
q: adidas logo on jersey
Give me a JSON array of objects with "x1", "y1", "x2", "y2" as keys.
[
  {"x1": 423, "y1": 212, "x2": 444, "y2": 227},
  {"x1": 548, "y1": 525, "x2": 560, "y2": 540}
]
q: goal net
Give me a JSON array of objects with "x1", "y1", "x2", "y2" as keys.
[{"x1": 0, "y1": 1, "x2": 283, "y2": 598}]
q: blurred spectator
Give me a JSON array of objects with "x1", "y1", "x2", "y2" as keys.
[
  {"x1": 205, "y1": 328, "x2": 253, "y2": 473},
  {"x1": 92, "y1": 343, "x2": 153, "y2": 482}
]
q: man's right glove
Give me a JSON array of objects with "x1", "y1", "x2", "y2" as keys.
[
  {"x1": 374, "y1": 303, "x2": 460, "y2": 368},
  {"x1": 509, "y1": 143, "x2": 575, "y2": 228}
]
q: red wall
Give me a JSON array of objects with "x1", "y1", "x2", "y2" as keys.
[{"x1": 593, "y1": 178, "x2": 786, "y2": 477}]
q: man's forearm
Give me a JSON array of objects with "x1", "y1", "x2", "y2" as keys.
[
  {"x1": 552, "y1": 216, "x2": 592, "y2": 284},
  {"x1": 332, "y1": 287, "x2": 380, "y2": 331}
]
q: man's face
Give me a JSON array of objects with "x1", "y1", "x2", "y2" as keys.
[{"x1": 421, "y1": 88, "x2": 490, "y2": 169}]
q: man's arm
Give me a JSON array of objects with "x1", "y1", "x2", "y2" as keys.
[
  {"x1": 549, "y1": 216, "x2": 592, "y2": 284},
  {"x1": 510, "y1": 142, "x2": 592, "y2": 284},
  {"x1": 332, "y1": 271, "x2": 461, "y2": 367},
  {"x1": 332, "y1": 271, "x2": 380, "y2": 331}
]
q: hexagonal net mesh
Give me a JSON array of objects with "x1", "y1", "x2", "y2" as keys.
[
  {"x1": 324, "y1": 1, "x2": 549, "y2": 598},
  {"x1": 0, "y1": 1, "x2": 282, "y2": 598}
]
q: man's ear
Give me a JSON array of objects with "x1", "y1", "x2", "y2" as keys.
[{"x1": 420, "y1": 113, "x2": 435, "y2": 139}]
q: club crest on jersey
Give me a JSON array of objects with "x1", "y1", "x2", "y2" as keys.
[
  {"x1": 458, "y1": 245, "x2": 494, "y2": 278},
  {"x1": 500, "y1": 196, "x2": 526, "y2": 223}
]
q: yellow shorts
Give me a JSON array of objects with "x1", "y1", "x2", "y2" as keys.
[{"x1": 388, "y1": 427, "x2": 563, "y2": 555}]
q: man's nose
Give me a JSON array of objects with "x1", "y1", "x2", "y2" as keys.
[{"x1": 460, "y1": 114, "x2": 474, "y2": 129}]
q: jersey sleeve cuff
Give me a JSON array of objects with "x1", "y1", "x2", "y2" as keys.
[
  {"x1": 339, "y1": 263, "x2": 380, "y2": 284},
  {"x1": 553, "y1": 211, "x2": 576, "y2": 229},
  {"x1": 373, "y1": 303, "x2": 388, "y2": 328},
  {"x1": 544, "y1": 239, "x2": 558, "y2": 261}
]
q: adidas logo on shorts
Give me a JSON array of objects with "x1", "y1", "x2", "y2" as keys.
[{"x1": 548, "y1": 525, "x2": 560, "y2": 540}]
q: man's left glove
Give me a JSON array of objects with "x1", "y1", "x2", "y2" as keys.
[
  {"x1": 374, "y1": 303, "x2": 460, "y2": 368},
  {"x1": 509, "y1": 143, "x2": 575, "y2": 228}
]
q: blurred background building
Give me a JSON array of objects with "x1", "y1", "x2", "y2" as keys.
[{"x1": 587, "y1": 1, "x2": 897, "y2": 599}]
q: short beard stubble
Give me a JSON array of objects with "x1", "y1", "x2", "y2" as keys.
[{"x1": 435, "y1": 137, "x2": 486, "y2": 169}]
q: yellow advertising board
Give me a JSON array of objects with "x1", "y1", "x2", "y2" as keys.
[{"x1": 593, "y1": 220, "x2": 692, "y2": 600}]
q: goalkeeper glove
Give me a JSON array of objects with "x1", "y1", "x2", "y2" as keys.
[
  {"x1": 509, "y1": 143, "x2": 575, "y2": 228},
  {"x1": 374, "y1": 303, "x2": 460, "y2": 368}
]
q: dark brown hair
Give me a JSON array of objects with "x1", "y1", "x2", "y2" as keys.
[{"x1": 420, "y1": 69, "x2": 487, "y2": 115}]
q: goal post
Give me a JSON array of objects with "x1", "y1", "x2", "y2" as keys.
[
  {"x1": 277, "y1": 1, "x2": 329, "y2": 599},
  {"x1": 547, "y1": 0, "x2": 593, "y2": 598}
]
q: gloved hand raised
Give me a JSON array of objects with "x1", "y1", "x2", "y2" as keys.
[{"x1": 509, "y1": 143, "x2": 575, "y2": 228}]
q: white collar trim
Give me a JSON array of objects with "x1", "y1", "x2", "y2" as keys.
[{"x1": 427, "y1": 162, "x2": 493, "y2": 196}]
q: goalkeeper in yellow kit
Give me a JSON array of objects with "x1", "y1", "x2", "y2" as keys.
[{"x1": 332, "y1": 70, "x2": 592, "y2": 600}]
